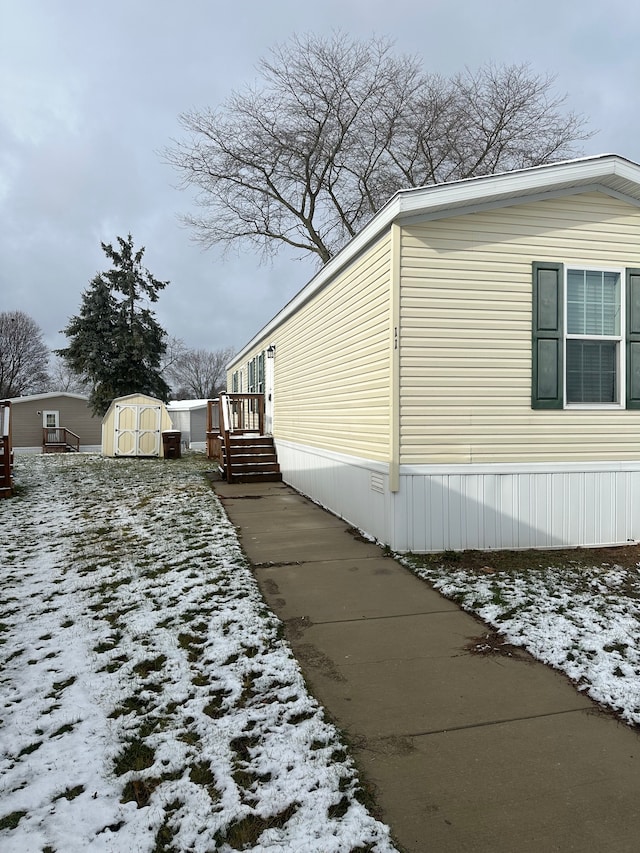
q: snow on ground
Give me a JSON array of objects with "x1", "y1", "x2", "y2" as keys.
[
  {"x1": 401, "y1": 555, "x2": 640, "y2": 727},
  {"x1": 0, "y1": 453, "x2": 397, "y2": 853}
]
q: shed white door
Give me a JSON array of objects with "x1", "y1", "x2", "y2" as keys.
[{"x1": 114, "y1": 404, "x2": 161, "y2": 456}]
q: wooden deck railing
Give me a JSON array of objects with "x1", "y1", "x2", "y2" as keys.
[
  {"x1": 0, "y1": 400, "x2": 13, "y2": 497},
  {"x1": 206, "y1": 393, "x2": 265, "y2": 482},
  {"x1": 42, "y1": 427, "x2": 80, "y2": 453}
]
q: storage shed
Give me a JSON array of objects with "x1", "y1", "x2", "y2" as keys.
[
  {"x1": 101, "y1": 393, "x2": 173, "y2": 457},
  {"x1": 167, "y1": 400, "x2": 208, "y2": 450}
]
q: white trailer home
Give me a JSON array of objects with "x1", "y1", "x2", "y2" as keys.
[{"x1": 225, "y1": 154, "x2": 640, "y2": 551}]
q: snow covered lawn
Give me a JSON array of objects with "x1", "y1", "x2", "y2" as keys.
[
  {"x1": 401, "y1": 550, "x2": 640, "y2": 727},
  {"x1": 0, "y1": 453, "x2": 396, "y2": 853}
]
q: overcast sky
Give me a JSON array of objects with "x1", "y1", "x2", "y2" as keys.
[{"x1": 2, "y1": 0, "x2": 640, "y2": 359}]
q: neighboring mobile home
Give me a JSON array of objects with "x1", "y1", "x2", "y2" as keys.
[
  {"x1": 9, "y1": 392, "x2": 102, "y2": 452},
  {"x1": 102, "y1": 394, "x2": 173, "y2": 457},
  {"x1": 167, "y1": 400, "x2": 208, "y2": 450},
  {"x1": 226, "y1": 154, "x2": 640, "y2": 552}
]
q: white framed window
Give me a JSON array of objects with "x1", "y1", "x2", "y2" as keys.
[
  {"x1": 42, "y1": 410, "x2": 59, "y2": 428},
  {"x1": 565, "y1": 267, "x2": 624, "y2": 407},
  {"x1": 532, "y1": 262, "x2": 640, "y2": 411}
]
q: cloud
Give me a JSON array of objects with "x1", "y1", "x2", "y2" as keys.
[{"x1": 1, "y1": 0, "x2": 640, "y2": 359}]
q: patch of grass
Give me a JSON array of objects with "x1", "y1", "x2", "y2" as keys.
[
  {"x1": 0, "y1": 810, "x2": 27, "y2": 831},
  {"x1": 17, "y1": 741, "x2": 42, "y2": 757},
  {"x1": 237, "y1": 670, "x2": 261, "y2": 707},
  {"x1": 99, "y1": 659, "x2": 126, "y2": 674},
  {"x1": 137, "y1": 717, "x2": 161, "y2": 739},
  {"x1": 4, "y1": 648, "x2": 24, "y2": 664},
  {"x1": 93, "y1": 632, "x2": 123, "y2": 653},
  {"x1": 189, "y1": 761, "x2": 215, "y2": 786},
  {"x1": 109, "y1": 695, "x2": 151, "y2": 719},
  {"x1": 53, "y1": 784, "x2": 85, "y2": 801},
  {"x1": 327, "y1": 794, "x2": 350, "y2": 819},
  {"x1": 603, "y1": 642, "x2": 628, "y2": 655},
  {"x1": 133, "y1": 655, "x2": 167, "y2": 678},
  {"x1": 177, "y1": 633, "x2": 205, "y2": 662},
  {"x1": 215, "y1": 803, "x2": 299, "y2": 850},
  {"x1": 122, "y1": 779, "x2": 147, "y2": 807},
  {"x1": 50, "y1": 722, "x2": 75, "y2": 738},
  {"x1": 152, "y1": 801, "x2": 182, "y2": 853},
  {"x1": 113, "y1": 739, "x2": 155, "y2": 776},
  {"x1": 51, "y1": 676, "x2": 76, "y2": 693},
  {"x1": 177, "y1": 730, "x2": 200, "y2": 746},
  {"x1": 287, "y1": 709, "x2": 315, "y2": 725},
  {"x1": 203, "y1": 687, "x2": 233, "y2": 719}
]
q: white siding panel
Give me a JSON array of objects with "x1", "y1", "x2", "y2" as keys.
[
  {"x1": 391, "y1": 464, "x2": 640, "y2": 552},
  {"x1": 276, "y1": 439, "x2": 391, "y2": 545},
  {"x1": 272, "y1": 236, "x2": 392, "y2": 461},
  {"x1": 399, "y1": 192, "x2": 640, "y2": 465}
]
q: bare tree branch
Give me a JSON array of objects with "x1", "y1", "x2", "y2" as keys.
[
  {"x1": 166, "y1": 347, "x2": 236, "y2": 399},
  {"x1": 165, "y1": 34, "x2": 593, "y2": 266},
  {"x1": 0, "y1": 311, "x2": 50, "y2": 397}
]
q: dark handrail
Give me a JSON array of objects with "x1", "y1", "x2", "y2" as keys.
[{"x1": 206, "y1": 393, "x2": 265, "y2": 482}]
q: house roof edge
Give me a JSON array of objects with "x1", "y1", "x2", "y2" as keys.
[{"x1": 228, "y1": 154, "x2": 640, "y2": 369}]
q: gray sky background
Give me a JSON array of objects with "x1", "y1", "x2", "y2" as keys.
[{"x1": 2, "y1": 0, "x2": 640, "y2": 359}]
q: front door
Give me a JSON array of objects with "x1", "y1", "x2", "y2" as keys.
[{"x1": 42, "y1": 410, "x2": 60, "y2": 443}]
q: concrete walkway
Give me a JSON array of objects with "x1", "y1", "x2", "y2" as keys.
[{"x1": 213, "y1": 480, "x2": 640, "y2": 853}]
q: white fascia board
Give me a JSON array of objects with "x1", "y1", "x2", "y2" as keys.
[
  {"x1": 228, "y1": 154, "x2": 640, "y2": 369},
  {"x1": 391, "y1": 154, "x2": 640, "y2": 219}
]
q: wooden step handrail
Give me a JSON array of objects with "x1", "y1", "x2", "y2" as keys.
[
  {"x1": 220, "y1": 393, "x2": 233, "y2": 483},
  {"x1": 0, "y1": 400, "x2": 13, "y2": 495},
  {"x1": 42, "y1": 427, "x2": 81, "y2": 452},
  {"x1": 206, "y1": 393, "x2": 266, "y2": 482}
]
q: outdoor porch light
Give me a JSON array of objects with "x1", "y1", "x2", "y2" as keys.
[{"x1": 266, "y1": 344, "x2": 276, "y2": 358}]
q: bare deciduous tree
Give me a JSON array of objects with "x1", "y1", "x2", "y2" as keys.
[
  {"x1": 167, "y1": 346, "x2": 236, "y2": 399},
  {"x1": 0, "y1": 311, "x2": 50, "y2": 397},
  {"x1": 47, "y1": 356, "x2": 90, "y2": 394},
  {"x1": 166, "y1": 33, "x2": 591, "y2": 265}
]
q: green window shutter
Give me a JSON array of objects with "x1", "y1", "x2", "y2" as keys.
[
  {"x1": 626, "y1": 269, "x2": 640, "y2": 409},
  {"x1": 258, "y1": 352, "x2": 265, "y2": 393},
  {"x1": 532, "y1": 262, "x2": 564, "y2": 409}
]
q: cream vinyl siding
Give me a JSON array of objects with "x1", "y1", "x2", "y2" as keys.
[
  {"x1": 270, "y1": 236, "x2": 391, "y2": 460},
  {"x1": 399, "y1": 192, "x2": 640, "y2": 464}
]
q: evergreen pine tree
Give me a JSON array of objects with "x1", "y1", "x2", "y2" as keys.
[{"x1": 58, "y1": 235, "x2": 170, "y2": 415}]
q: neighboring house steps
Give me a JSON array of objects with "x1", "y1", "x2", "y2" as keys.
[
  {"x1": 42, "y1": 428, "x2": 81, "y2": 453},
  {"x1": 219, "y1": 434, "x2": 282, "y2": 483}
]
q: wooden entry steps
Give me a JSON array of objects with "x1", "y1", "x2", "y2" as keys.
[{"x1": 219, "y1": 434, "x2": 282, "y2": 483}]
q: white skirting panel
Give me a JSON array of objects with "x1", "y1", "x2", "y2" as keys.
[
  {"x1": 275, "y1": 441, "x2": 640, "y2": 552},
  {"x1": 394, "y1": 462, "x2": 640, "y2": 551},
  {"x1": 274, "y1": 439, "x2": 392, "y2": 545}
]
